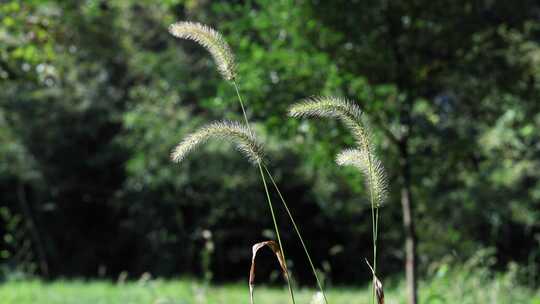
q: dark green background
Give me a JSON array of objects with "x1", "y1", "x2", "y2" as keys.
[{"x1": 1, "y1": 0, "x2": 539, "y2": 285}]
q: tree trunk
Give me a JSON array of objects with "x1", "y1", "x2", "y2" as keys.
[{"x1": 399, "y1": 139, "x2": 418, "y2": 304}]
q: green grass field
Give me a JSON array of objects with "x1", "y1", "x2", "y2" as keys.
[{"x1": 2, "y1": 268, "x2": 539, "y2": 304}]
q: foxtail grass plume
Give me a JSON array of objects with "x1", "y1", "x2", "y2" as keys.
[
  {"x1": 169, "y1": 21, "x2": 236, "y2": 81},
  {"x1": 336, "y1": 149, "x2": 388, "y2": 207},
  {"x1": 288, "y1": 96, "x2": 371, "y2": 149},
  {"x1": 290, "y1": 96, "x2": 388, "y2": 206},
  {"x1": 171, "y1": 120, "x2": 263, "y2": 165}
]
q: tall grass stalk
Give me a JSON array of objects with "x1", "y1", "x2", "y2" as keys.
[
  {"x1": 233, "y1": 79, "x2": 330, "y2": 303},
  {"x1": 263, "y1": 165, "x2": 329, "y2": 304},
  {"x1": 290, "y1": 97, "x2": 388, "y2": 304},
  {"x1": 231, "y1": 79, "x2": 296, "y2": 304},
  {"x1": 257, "y1": 162, "x2": 296, "y2": 304},
  {"x1": 170, "y1": 21, "x2": 334, "y2": 304}
]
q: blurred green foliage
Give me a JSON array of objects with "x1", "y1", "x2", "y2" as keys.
[
  {"x1": 0, "y1": 0, "x2": 539, "y2": 286},
  {"x1": 1, "y1": 253, "x2": 539, "y2": 304}
]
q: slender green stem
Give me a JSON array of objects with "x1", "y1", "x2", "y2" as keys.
[
  {"x1": 374, "y1": 207, "x2": 379, "y2": 268},
  {"x1": 258, "y1": 162, "x2": 296, "y2": 304},
  {"x1": 233, "y1": 79, "x2": 295, "y2": 304},
  {"x1": 370, "y1": 191, "x2": 376, "y2": 304},
  {"x1": 373, "y1": 207, "x2": 379, "y2": 304},
  {"x1": 263, "y1": 164, "x2": 329, "y2": 304},
  {"x1": 370, "y1": 171, "x2": 376, "y2": 304},
  {"x1": 233, "y1": 80, "x2": 253, "y2": 136},
  {"x1": 358, "y1": 132, "x2": 377, "y2": 304}
]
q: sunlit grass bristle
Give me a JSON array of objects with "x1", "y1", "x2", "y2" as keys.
[
  {"x1": 288, "y1": 96, "x2": 371, "y2": 149},
  {"x1": 169, "y1": 21, "x2": 236, "y2": 81},
  {"x1": 171, "y1": 120, "x2": 263, "y2": 165},
  {"x1": 336, "y1": 148, "x2": 388, "y2": 208}
]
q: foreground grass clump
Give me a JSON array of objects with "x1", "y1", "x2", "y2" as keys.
[{"x1": 1, "y1": 269, "x2": 539, "y2": 304}]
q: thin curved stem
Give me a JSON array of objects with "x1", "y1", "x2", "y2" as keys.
[
  {"x1": 263, "y1": 164, "x2": 329, "y2": 304},
  {"x1": 233, "y1": 80, "x2": 253, "y2": 136},
  {"x1": 233, "y1": 80, "x2": 295, "y2": 304},
  {"x1": 370, "y1": 168, "x2": 377, "y2": 304},
  {"x1": 373, "y1": 206, "x2": 379, "y2": 304},
  {"x1": 258, "y1": 162, "x2": 296, "y2": 304},
  {"x1": 356, "y1": 128, "x2": 378, "y2": 304}
]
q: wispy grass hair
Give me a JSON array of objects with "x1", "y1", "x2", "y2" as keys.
[
  {"x1": 169, "y1": 21, "x2": 236, "y2": 81},
  {"x1": 288, "y1": 96, "x2": 371, "y2": 150},
  {"x1": 290, "y1": 95, "x2": 389, "y2": 301},
  {"x1": 171, "y1": 120, "x2": 264, "y2": 165},
  {"x1": 336, "y1": 149, "x2": 388, "y2": 207}
]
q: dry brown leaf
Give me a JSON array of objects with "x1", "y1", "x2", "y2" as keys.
[
  {"x1": 365, "y1": 258, "x2": 385, "y2": 304},
  {"x1": 249, "y1": 240, "x2": 289, "y2": 304}
]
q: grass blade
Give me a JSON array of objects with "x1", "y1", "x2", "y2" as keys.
[
  {"x1": 365, "y1": 258, "x2": 385, "y2": 304},
  {"x1": 249, "y1": 240, "x2": 290, "y2": 304},
  {"x1": 263, "y1": 164, "x2": 329, "y2": 304}
]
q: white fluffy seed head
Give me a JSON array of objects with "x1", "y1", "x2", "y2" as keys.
[
  {"x1": 290, "y1": 96, "x2": 387, "y2": 207},
  {"x1": 288, "y1": 96, "x2": 372, "y2": 149},
  {"x1": 169, "y1": 21, "x2": 236, "y2": 81},
  {"x1": 289, "y1": 96, "x2": 362, "y2": 122},
  {"x1": 336, "y1": 148, "x2": 388, "y2": 207},
  {"x1": 171, "y1": 120, "x2": 264, "y2": 165}
]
